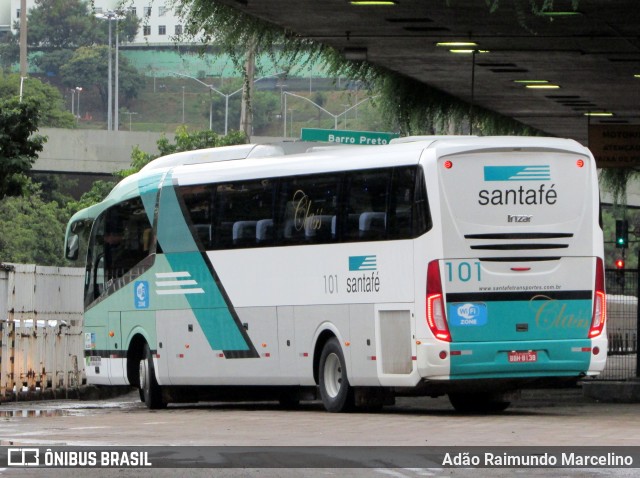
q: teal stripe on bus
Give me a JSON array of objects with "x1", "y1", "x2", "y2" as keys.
[{"x1": 154, "y1": 173, "x2": 253, "y2": 353}]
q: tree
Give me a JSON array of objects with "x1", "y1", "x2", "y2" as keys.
[
  {"x1": 0, "y1": 98, "x2": 46, "y2": 199},
  {"x1": 23, "y1": 0, "x2": 140, "y2": 49},
  {"x1": 25, "y1": 0, "x2": 102, "y2": 49},
  {"x1": 0, "y1": 34, "x2": 19, "y2": 69},
  {"x1": 0, "y1": 180, "x2": 69, "y2": 266},
  {"x1": 0, "y1": 72, "x2": 75, "y2": 127},
  {"x1": 59, "y1": 46, "x2": 145, "y2": 111},
  {"x1": 33, "y1": 49, "x2": 75, "y2": 76},
  {"x1": 252, "y1": 91, "x2": 280, "y2": 134},
  {"x1": 65, "y1": 179, "x2": 117, "y2": 213},
  {"x1": 22, "y1": 1, "x2": 140, "y2": 76}
]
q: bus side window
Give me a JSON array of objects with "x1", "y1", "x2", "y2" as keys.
[
  {"x1": 105, "y1": 199, "x2": 151, "y2": 281},
  {"x1": 387, "y1": 166, "x2": 416, "y2": 239},
  {"x1": 412, "y1": 168, "x2": 432, "y2": 236},
  {"x1": 84, "y1": 197, "x2": 155, "y2": 306},
  {"x1": 215, "y1": 179, "x2": 274, "y2": 249},
  {"x1": 85, "y1": 214, "x2": 105, "y2": 307},
  {"x1": 343, "y1": 169, "x2": 390, "y2": 241},
  {"x1": 277, "y1": 174, "x2": 339, "y2": 245},
  {"x1": 179, "y1": 184, "x2": 215, "y2": 248}
]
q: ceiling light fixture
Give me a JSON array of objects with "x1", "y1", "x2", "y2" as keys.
[
  {"x1": 525, "y1": 84, "x2": 561, "y2": 89},
  {"x1": 514, "y1": 80, "x2": 549, "y2": 84},
  {"x1": 449, "y1": 49, "x2": 489, "y2": 54},
  {"x1": 436, "y1": 41, "x2": 478, "y2": 47},
  {"x1": 350, "y1": 1, "x2": 397, "y2": 5},
  {"x1": 584, "y1": 112, "x2": 614, "y2": 117},
  {"x1": 539, "y1": 11, "x2": 582, "y2": 16}
]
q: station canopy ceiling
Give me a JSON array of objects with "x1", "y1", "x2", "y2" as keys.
[{"x1": 216, "y1": 0, "x2": 640, "y2": 144}]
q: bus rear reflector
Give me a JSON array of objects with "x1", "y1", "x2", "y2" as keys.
[
  {"x1": 589, "y1": 257, "x2": 606, "y2": 338},
  {"x1": 426, "y1": 260, "x2": 451, "y2": 342}
]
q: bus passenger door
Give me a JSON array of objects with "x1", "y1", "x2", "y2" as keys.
[{"x1": 107, "y1": 312, "x2": 127, "y2": 385}]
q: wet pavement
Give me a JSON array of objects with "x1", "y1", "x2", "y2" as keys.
[{"x1": 0, "y1": 387, "x2": 637, "y2": 477}]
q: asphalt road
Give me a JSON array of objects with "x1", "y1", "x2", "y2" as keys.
[{"x1": 0, "y1": 388, "x2": 638, "y2": 477}]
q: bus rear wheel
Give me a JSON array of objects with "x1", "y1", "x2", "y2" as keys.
[
  {"x1": 139, "y1": 343, "x2": 166, "y2": 409},
  {"x1": 448, "y1": 392, "x2": 511, "y2": 413},
  {"x1": 319, "y1": 337, "x2": 354, "y2": 412}
]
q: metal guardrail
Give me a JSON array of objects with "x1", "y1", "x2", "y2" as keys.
[{"x1": 600, "y1": 269, "x2": 639, "y2": 380}]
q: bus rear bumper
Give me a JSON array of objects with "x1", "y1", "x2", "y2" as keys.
[{"x1": 416, "y1": 336, "x2": 607, "y2": 381}]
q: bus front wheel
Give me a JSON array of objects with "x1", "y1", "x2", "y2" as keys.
[
  {"x1": 139, "y1": 344, "x2": 166, "y2": 409},
  {"x1": 318, "y1": 337, "x2": 354, "y2": 412}
]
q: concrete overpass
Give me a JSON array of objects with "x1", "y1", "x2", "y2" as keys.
[
  {"x1": 33, "y1": 128, "x2": 163, "y2": 175},
  {"x1": 212, "y1": 0, "x2": 640, "y2": 145},
  {"x1": 32, "y1": 129, "x2": 280, "y2": 176}
]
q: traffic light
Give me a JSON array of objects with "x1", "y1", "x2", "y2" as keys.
[
  {"x1": 615, "y1": 258, "x2": 625, "y2": 269},
  {"x1": 615, "y1": 220, "x2": 629, "y2": 248}
]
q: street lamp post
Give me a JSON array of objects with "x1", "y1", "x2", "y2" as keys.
[
  {"x1": 281, "y1": 91, "x2": 378, "y2": 133},
  {"x1": 76, "y1": 87, "x2": 82, "y2": 119},
  {"x1": 106, "y1": 16, "x2": 112, "y2": 129},
  {"x1": 173, "y1": 72, "x2": 284, "y2": 136},
  {"x1": 289, "y1": 109, "x2": 294, "y2": 138},
  {"x1": 283, "y1": 92, "x2": 287, "y2": 137},
  {"x1": 123, "y1": 111, "x2": 138, "y2": 131},
  {"x1": 19, "y1": 76, "x2": 26, "y2": 103},
  {"x1": 96, "y1": 11, "x2": 123, "y2": 131},
  {"x1": 70, "y1": 89, "x2": 76, "y2": 116},
  {"x1": 115, "y1": 16, "x2": 120, "y2": 131}
]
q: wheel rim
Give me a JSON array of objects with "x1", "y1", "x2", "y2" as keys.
[{"x1": 324, "y1": 352, "x2": 342, "y2": 398}]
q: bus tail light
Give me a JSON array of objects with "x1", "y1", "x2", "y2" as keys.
[
  {"x1": 426, "y1": 260, "x2": 451, "y2": 342},
  {"x1": 589, "y1": 257, "x2": 606, "y2": 338}
]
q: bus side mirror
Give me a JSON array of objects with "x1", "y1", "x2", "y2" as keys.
[{"x1": 66, "y1": 234, "x2": 79, "y2": 261}]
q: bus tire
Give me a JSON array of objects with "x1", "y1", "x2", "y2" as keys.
[
  {"x1": 448, "y1": 392, "x2": 510, "y2": 413},
  {"x1": 319, "y1": 337, "x2": 354, "y2": 412},
  {"x1": 139, "y1": 343, "x2": 166, "y2": 409}
]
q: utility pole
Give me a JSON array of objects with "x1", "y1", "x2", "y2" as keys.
[
  {"x1": 19, "y1": 0, "x2": 27, "y2": 78},
  {"x1": 115, "y1": 16, "x2": 120, "y2": 131}
]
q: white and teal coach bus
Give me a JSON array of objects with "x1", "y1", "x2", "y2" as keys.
[{"x1": 65, "y1": 136, "x2": 607, "y2": 412}]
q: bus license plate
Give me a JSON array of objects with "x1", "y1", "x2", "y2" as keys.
[{"x1": 508, "y1": 351, "x2": 537, "y2": 363}]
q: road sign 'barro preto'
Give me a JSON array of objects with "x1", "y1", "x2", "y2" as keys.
[{"x1": 301, "y1": 128, "x2": 399, "y2": 145}]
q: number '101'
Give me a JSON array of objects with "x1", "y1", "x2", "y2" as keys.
[{"x1": 445, "y1": 261, "x2": 481, "y2": 282}]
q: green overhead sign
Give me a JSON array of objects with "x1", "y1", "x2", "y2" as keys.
[{"x1": 300, "y1": 128, "x2": 399, "y2": 145}]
